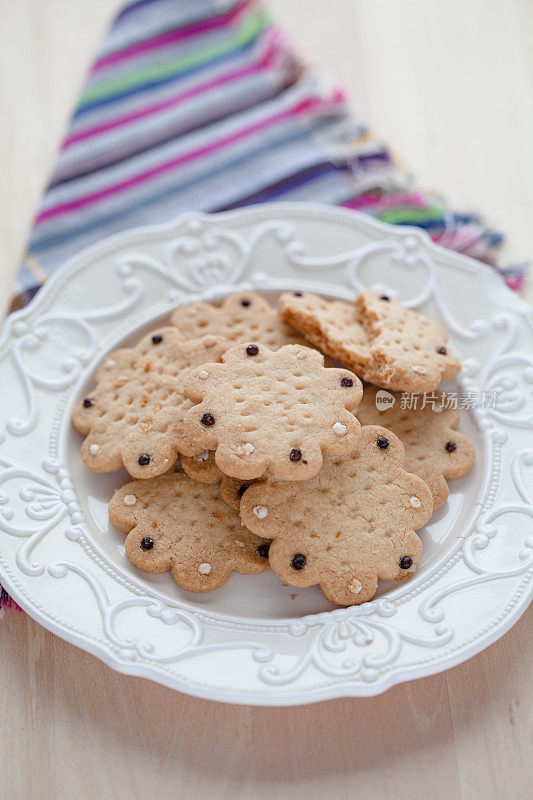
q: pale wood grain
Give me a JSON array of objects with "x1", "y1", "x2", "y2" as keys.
[
  {"x1": 1, "y1": 611, "x2": 530, "y2": 800},
  {"x1": 0, "y1": 2, "x2": 532, "y2": 798}
]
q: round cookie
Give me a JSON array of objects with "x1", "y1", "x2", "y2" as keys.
[{"x1": 240, "y1": 425, "x2": 433, "y2": 606}]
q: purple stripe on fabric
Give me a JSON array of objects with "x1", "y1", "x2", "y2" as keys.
[{"x1": 215, "y1": 160, "x2": 342, "y2": 210}]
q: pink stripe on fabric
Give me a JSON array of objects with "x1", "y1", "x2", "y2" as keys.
[
  {"x1": 92, "y1": 0, "x2": 256, "y2": 74},
  {"x1": 63, "y1": 28, "x2": 288, "y2": 149},
  {"x1": 35, "y1": 90, "x2": 345, "y2": 225},
  {"x1": 342, "y1": 191, "x2": 427, "y2": 210}
]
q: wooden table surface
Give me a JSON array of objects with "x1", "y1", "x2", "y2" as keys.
[{"x1": 0, "y1": 2, "x2": 531, "y2": 798}]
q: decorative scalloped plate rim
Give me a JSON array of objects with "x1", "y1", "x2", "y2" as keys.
[{"x1": 0, "y1": 202, "x2": 532, "y2": 705}]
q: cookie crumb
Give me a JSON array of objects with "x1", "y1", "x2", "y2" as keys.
[{"x1": 123, "y1": 494, "x2": 137, "y2": 506}]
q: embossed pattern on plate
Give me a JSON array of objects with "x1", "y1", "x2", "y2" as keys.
[{"x1": 0, "y1": 204, "x2": 532, "y2": 704}]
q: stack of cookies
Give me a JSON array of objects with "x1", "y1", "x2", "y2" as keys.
[{"x1": 73, "y1": 290, "x2": 475, "y2": 605}]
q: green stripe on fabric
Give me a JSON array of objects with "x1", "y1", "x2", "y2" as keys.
[
  {"x1": 379, "y1": 204, "x2": 446, "y2": 224},
  {"x1": 79, "y1": 7, "x2": 271, "y2": 108}
]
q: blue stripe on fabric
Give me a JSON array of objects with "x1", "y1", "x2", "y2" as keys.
[{"x1": 115, "y1": 0, "x2": 169, "y2": 23}]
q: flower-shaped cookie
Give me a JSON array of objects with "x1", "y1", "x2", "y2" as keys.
[
  {"x1": 357, "y1": 385, "x2": 475, "y2": 508},
  {"x1": 240, "y1": 425, "x2": 433, "y2": 605},
  {"x1": 354, "y1": 289, "x2": 461, "y2": 391},
  {"x1": 171, "y1": 292, "x2": 308, "y2": 349},
  {"x1": 182, "y1": 343, "x2": 363, "y2": 480},
  {"x1": 109, "y1": 472, "x2": 270, "y2": 592},
  {"x1": 72, "y1": 329, "x2": 228, "y2": 478}
]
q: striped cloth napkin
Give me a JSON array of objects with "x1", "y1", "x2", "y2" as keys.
[{"x1": 1, "y1": 0, "x2": 525, "y2": 613}]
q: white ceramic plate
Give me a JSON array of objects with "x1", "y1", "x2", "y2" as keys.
[{"x1": 1, "y1": 203, "x2": 532, "y2": 705}]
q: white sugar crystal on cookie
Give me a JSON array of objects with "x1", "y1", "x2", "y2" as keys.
[
  {"x1": 171, "y1": 292, "x2": 308, "y2": 350},
  {"x1": 72, "y1": 329, "x2": 228, "y2": 479},
  {"x1": 240, "y1": 425, "x2": 433, "y2": 606},
  {"x1": 181, "y1": 342, "x2": 363, "y2": 481},
  {"x1": 109, "y1": 471, "x2": 270, "y2": 592},
  {"x1": 357, "y1": 384, "x2": 475, "y2": 508}
]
